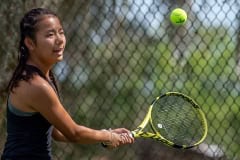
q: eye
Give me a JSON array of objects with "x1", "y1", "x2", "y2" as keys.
[
  {"x1": 59, "y1": 29, "x2": 65, "y2": 35},
  {"x1": 46, "y1": 32, "x2": 54, "y2": 37}
]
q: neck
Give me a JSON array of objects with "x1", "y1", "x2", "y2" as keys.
[{"x1": 26, "y1": 61, "x2": 52, "y2": 79}]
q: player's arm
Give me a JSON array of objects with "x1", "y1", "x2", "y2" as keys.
[
  {"x1": 26, "y1": 77, "x2": 124, "y2": 145},
  {"x1": 52, "y1": 127, "x2": 68, "y2": 142},
  {"x1": 52, "y1": 127, "x2": 133, "y2": 143}
]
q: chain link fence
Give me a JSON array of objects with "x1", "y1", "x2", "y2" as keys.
[{"x1": 1, "y1": 0, "x2": 240, "y2": 159}]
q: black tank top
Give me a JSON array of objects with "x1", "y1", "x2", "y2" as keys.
[
  {"x1": 1, "y1": 106, "x2": 53, "y2": 160},
  {"x1": 1, "y1": 65, "x2": 58, "y2": 160}
]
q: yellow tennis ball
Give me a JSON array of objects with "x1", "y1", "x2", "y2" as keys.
[{"x1": 170, "y1": 8, "x2": 187, "y2": 25}]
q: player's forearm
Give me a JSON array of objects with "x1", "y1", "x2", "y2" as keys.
[
  {"x1": 67, "y1": 125, "x2": 111, "y2": 144},
  {"x1": 52, "y1": 127, "x2": 69, "y2": 142},
  {"x1": 52, "y1": 126, "x2": 110, "y2": 144}
]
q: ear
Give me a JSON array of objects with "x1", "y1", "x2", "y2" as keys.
[{"x1": 24, "y1": 37, "x2": 35, "y2": 51}]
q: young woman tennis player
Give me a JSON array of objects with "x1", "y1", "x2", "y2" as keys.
[{"x1": 1, "y1": 8, "x2": 134, "y2": 160}]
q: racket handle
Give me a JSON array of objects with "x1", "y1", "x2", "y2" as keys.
[{"x1": 130, "y1": 131, "x2": 136, "y2": 138}]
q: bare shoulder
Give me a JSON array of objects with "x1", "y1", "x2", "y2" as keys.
[
  {"x1": 19, "y1": 75, "x2": 53, "y2": 97},
  {"x1": 26, "y1": 75, "x2": 53, "y2": 93},
  {"x1": 28, "y1": 75, "x2": 59, "y2": 106},
  {"x1": 11, "y1": 74, "x2": 58, "y2": 112}
]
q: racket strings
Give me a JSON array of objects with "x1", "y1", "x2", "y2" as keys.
[{"x1": 152, "y1": 96, "x2": 205, "y2": 146}]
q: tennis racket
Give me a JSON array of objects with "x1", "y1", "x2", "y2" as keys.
[{"x1": 131, "y1": 92, "x2": 208, "y2": 149}]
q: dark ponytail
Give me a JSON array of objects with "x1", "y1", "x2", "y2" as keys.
[{"x1": 7, "y1": 8, "x2": 59, "y2": 93}]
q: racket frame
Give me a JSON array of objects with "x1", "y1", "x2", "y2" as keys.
[{"x1": 131, "y1": 92, "x2": 208, "y2": 149}]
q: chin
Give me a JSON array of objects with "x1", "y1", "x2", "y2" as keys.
[
  {"x1": 57, "y1": 58, "x2": 63, "y2": 62},
  {"x1": 57, "y1": 55, "x2": 64, "y2": 61}
]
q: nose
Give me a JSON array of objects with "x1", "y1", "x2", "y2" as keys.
[{"x1": 56, "y1": 33, "x2": 65, "y2": 45}]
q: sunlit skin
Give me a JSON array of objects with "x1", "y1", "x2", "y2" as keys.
[
  {"x1": 25, "y1": 16, "x2": 66, "y2": 76},
  {"x1": 9, "y1": 15, "x2": 134, "y2": 146}
]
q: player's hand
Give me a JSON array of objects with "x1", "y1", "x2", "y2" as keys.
[
  {"x1": 111, "y1": 128, "x2": 134, "y2": 144},
  {"x1": 107, "y1": 128, "x2": 134, "y2": 149}
]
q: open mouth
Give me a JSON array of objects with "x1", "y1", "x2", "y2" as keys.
[
  {"x1": 53, "y1": 48, "x2": 63, "y2": 52},
  {"x1": 53, "y1": 48, "x2": 64, "y2": 56}
]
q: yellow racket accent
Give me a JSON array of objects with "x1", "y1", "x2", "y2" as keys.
[{"x1": 131, "y1": 92, "x2": 208, "y2": 149}]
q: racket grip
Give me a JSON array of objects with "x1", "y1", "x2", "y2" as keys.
[
  {"x1": 130, "y1": 131, "x2": 135, "y2": 138},
  {"x1": 129, "y1": 131, "x2": 137, "y2": 138}
]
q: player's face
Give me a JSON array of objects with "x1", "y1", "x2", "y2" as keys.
[{"x1": 30, "y1": 15, "x2": 66, "y2": 66}]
